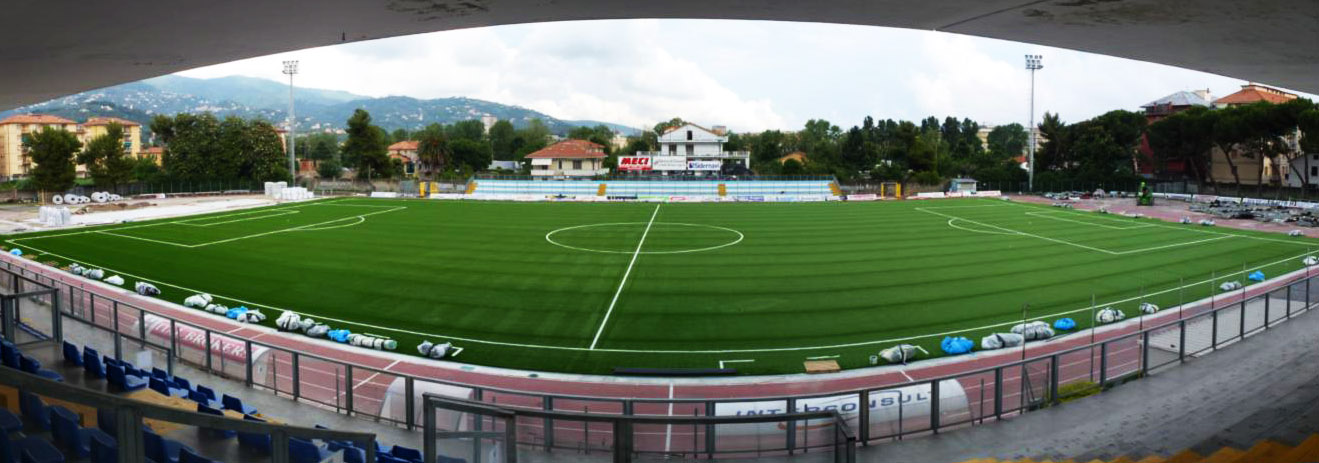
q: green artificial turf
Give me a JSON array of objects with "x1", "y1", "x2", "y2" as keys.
[{"x1": 4, "y1": 197, "x2": 1316, "y2": 375}]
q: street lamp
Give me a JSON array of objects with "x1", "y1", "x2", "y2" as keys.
[
  {"x1": 1025, "y1": 54, "x2": 1043, "y2": 192},
  {"x1": 282, "y1": 60, "x2": 298, "y2": 183}
]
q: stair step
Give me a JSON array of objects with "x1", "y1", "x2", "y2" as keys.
[
  {"x1": 1163, "y1": 450, "x2": 1203, "y2": 463},
  {"x1": 1277, "y1": 434, "x2": 1319, "y2": 463},
  {"x1": 1226, "y1": 439, "x2": 1289, "y2": 463},
  {"x1": 1199, "y1": 447, "x2": 1243, "y2": 463}
]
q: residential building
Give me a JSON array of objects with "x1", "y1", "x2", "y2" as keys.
[
  {"x1": 80, "y1": 117, "x2": 142, "y2": 159},
  {"x1": 0, "y1": 114, "x2": 79, "y2": 180},
  {"x1": 387, "y1": 140, "x2": 419, "y2": 177},
  {"x1": 1205, "y1": 83, "x2": 1306, "y2": 187},
  {"x1": 1136, "y1": 90, "x2": 1213, "y2": 177},
  {"x1": 634, "y1": 123, "x2": 750, "y2": 171},
  {"x1": 526, "y1": 139, "x2": 608, "y2": 177},
  {"x1": 139, "y1": 146, "x2": 164, "y2": 166}
]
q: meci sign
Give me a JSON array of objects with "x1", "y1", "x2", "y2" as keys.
[{"x1": 618, "y1": 156, "x2": 652, "y2": 171}]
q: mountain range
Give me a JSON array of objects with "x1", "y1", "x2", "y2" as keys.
[{"x1": 0, "y1": 75, "x2": 641, "y2": 139}]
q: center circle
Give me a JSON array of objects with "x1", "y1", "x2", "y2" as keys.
[{"x1": 545, "y1": 222, "x2": 744, "y2": 254}]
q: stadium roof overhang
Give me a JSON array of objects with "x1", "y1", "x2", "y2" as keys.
[{"x1": 3, "y1": 0, "x2": 1317, "y2": 111}]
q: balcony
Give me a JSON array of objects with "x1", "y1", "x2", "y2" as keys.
[
  {"x1": 635, "y1": 151, "x2": 750, "y2": 159},
  {"x1": 530, "y1": 168, "x2": 610, "y2": 177}
]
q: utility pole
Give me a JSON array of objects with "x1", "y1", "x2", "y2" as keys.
[
  {"x1": 1025, "y1": 54, "x2": 1043, "y2": 192},
  {"x1": 283, "y1": 60, "x2": 299, "y2": 184}
]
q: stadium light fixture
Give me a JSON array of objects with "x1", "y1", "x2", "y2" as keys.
[
  {"x1": 283, "y1": 60, "x2": 299, "y2": 184},
  {"x1": 1025, "y1": 54, "x2": 1043, "y2": 192}
]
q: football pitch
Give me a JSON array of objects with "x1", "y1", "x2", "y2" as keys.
[{"x1": 5, "y1": 197, "x2": 1317, "y2": 375}]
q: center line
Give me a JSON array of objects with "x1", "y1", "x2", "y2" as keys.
[{"x1": 590, "y1": 203, "x2": 660, "y2": 350}]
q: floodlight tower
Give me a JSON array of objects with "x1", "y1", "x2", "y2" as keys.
[
  {"x1": 1025, "y1": 54, "x2": 1043, "y2": 192},
  {"x1": 283, "y1": 60, "x2": 298, "y2": 183}
]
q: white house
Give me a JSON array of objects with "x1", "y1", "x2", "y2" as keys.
[
  {"x1": 637, "y1": 123, "x2": 750, "y2": 171},
  {"x1": 525, "y1": 139, "x2": 609, "y2": 177}
]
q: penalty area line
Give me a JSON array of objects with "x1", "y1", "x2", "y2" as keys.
[
  {"x1": 589, "y1": 203, "x2": 661, "y2": 350},
  {"x1": 719, "y1": 359, "x2": 755, "y2": 369}
]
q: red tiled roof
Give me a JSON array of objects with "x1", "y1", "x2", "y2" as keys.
[
  {"x1": 525, "y1": 139, "x2": 606, "y2": 159},
  {"x1": 0, "y1": 114, "x2": 76, "y2": 125},
  {"x1": 82, "y1": 116, "x2": 140, "y2": 127},
  {"x1": 388, "y1": 140, "x2": 419, "y2": 151},
  {"x1": 1214, "y1": 84, "x2": 1297, "y2": 105}
]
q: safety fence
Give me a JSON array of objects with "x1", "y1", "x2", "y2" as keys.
[{"x1": 1, "y1": 255, "x2": 1316, "y2": 461}]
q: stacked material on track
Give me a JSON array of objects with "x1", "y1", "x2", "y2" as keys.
[{"x1": 37, "y1": 206, "x2": 72, "y2": 226}]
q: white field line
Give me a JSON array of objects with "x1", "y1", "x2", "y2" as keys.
[
  {"x1": 176, "y1": 209, "x2": 301, "y2": 227},
  {"x1": 12, "y1": 200, "x2": 1316, "y2": 356},
  {"x1": 589, "y1": 203, "x2": 661, "y2": 350},
  {"x1": 947, "y1": 218, "x2": 1017, "y2": 236},
  {"x1": 1005, "y1": 201, "x2": 1316, "y2": 247},
  {"x1": 1025, "y1": 211, "x2": 1154, "y2": 230},
  {"x1": 718, "y1": 359, "x2": 755, "y2": 369},
  {"x1": 928, "y1": 207, "x2": 1237, "y2": 255},
  {"x1": 80, "y1": 207, "x2": 403, "y2": 248},
  {"x1": 15, "y1": 239, "x2": 1314, "y2": 355},
  {"x1": 352, "y1": 359, "x2": 401, "y2": 391}
]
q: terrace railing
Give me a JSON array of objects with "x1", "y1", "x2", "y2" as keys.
[{"x1": 1, "y1": 253, "x2": 1315, "y2": 459}]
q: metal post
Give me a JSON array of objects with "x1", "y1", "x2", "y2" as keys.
[
  {"x1": 1211, "y1": 309, "x2": 1219, "y2": 350},
  {"x1": 424, "y1": 398, "x2": 436, "y2": 463},
  {"x1": 1141, "y1": 331, "x2": 1150, "y2": 375},
  {"x1": 1025, "y1": 54, "x2": 1043, "y2": 192},
  {"x1": 1265, "y1": 292, "x2": 1271, "y2": 329},
  {"x1": 115, "y1": 406, "x2": 145, "y2": 463},
  {"x1": 283, "y1": 60, "x2": 299, "y2": 183},
  {"x1": 705, "y1": 401, "x2": 716, "y2": 459},
  {"x1": 1099, "y1": 343, "x2": 1108, "y2": 386},
  {"x1": 138, "y1": 307, "x2": 146, "y2": 342},
  {"x1": 993, "y1": 367, "x2": 1003, "y2": 419},
  {"x1": 786, "y1": 398, "x2": 797, "y2": 453},
  {"x1": 205, "y1": 330, "x2": 213, "y2": 371},
  {"x1": 543, "y1": 396, "x2": 554, "y2": 451},
  {"x1": 245, "y1": 340, "x2": 254, "y2": 388},
  {"x1": 1049, "y1": 355, "x2": 1060, "y2": 405},
  {"x1": 344, "y1": 366, "x2": 354, "y2": 415},
  {"x1": 858, "y1": 390, "x2": 870, "y2": 445},
  {"x1": 930, "y1": 380, "x2": 941, "y2": 433},
  {"x1": 271, "y1": 429, "x2": 290, "y2": 463},
  {"x1": 406, "y1": 378, "x2": 416, "y2": 431},
  {"x1": 292, "y1": 353, "x2": 301, "y2": 400},
  {"x1": 1239, "y1": 299, "x2": 1246, "y2": 340}
]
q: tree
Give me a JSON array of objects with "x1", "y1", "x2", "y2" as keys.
[
  {"x1": 77, "y1": 123, "x2": 136, "y2": 190},
  {"x1": 986, "y1": 124, "x2": 1028, "y2": 160},
  {"x1": 415, "y1": 123, "x2": 449, "y2": 178},
  {"x1": 780, "y1": 158, "x2": 805, "y2": 175},
  {"x1": 1148, "y1": 107, "x2": 1215, "y2": 185},
  {"x1": 449, "y1": 138, "x2": 493, "y2": 173},
  {"x1": 488, "y1": 120, "x2": 516, "y2": 160},
  {"x1": 391, "y1": 128, "x2": 410, "y2": 144},
  {"x1": 342, "y1": 109, "x2": 390, "y2": 178},
  {"x1": 307, "y1": 133, "x2": 339, "y2": 163},
  {"x1": 1035, "y1": 112, "x2": 1068, "y2": 172},
  {"x1": 448, "y1": 120, "x2": 486, "y2": 142},
  {"x1": 25, "y1": 127, "x2": 81, "y2": 195},
  {"x1": 653, "y1": 117, "x2": 686, "y2": 136},
  {"x1": 316, "y1": 159, "x2": 343, "y2": 179},
  {"x1": 131, "y1": 156, "x2": 164, "y2": 183}
]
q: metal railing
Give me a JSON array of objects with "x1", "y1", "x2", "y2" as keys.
[{"x1": 1, "y1": 254, "x2": 1314, "y2": 459}]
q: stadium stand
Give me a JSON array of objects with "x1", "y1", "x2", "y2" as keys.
[{"x1": 468, "y1": 179, "x2": 836, "y2": 197}]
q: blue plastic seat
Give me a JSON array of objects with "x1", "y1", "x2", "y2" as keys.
[
  {"x1": 19, "y1": 391, "x2": 51, "y2": 431},
  {"x1": 0, "y1": 341, "x2": 18, "y2": 369},
  {"x1": 235, "y1": 415, "x2": 271, "y2": 454},
  {"x1": 96, "y1": 408, "x2": 116, "y2": 437},
  {"x1": 171, "y1": 376, "x2": 192, "y2": 391},
  {"x1": 120, "y1": 362, "x2": 145, "y2": 378},
  {"x1": 391, "y1": 445, "x2": 423, "y2": 462},
  {"x1": 288, "y1": 438, "x2": 330, "y2": 463},
  {"x1": 1, "y1": 435, "x2": 65, "y2": 463},
  {"x1": 343, "y1": 447, "x2": 365, "y2": 463},
  {"x1": 0, "y1": 408, "x2": 21, "y2": 434},
  {"x1": 195, "y1": 386, "x2": 216, "y2": 402},
  {"x1": 61, "y1": 342, "x2": 82, "y2": 367},
  {"x1": 19, "y1": 355, "x2": 63, "y2": 383},
  {"x1": 186, "y1": 390, "x2": 220, "y2": 409},
  {"x1": 89, "y1": 431, "x2": 117, "y2": 463},
  {"x1": 144, "y1": 429, "x2": 192, "y2": 463},
  {"x1": 50, "y1": 405, "x2": 100, "y2": 458},
  {"x1": 152, "y1": 368, "x2": 170, "y2": 380},
  {"x1": 149, "y1": 377, "x2": 187, "y2": 398},
  {"x1": 83, "y1": 351, "x2": 105, "y2": 378},
  {"x1": 178, "y1": 448, "x2": 213, "y2": 463},
  {"x1": 194, "y1": 404, "x2": 235, "y2": 439},
  {"x1": 220, "y1": 394, "x2": 256, "y2": 415},
  {"x1": 106, "y1": 364, "x2": 147, "y2": 392}
]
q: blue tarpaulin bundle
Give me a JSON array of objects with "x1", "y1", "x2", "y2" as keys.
[
  {"x1": 1248, "y1": 271, "x2": 1265, "y2": 282},
  {"x1": 1054, "y1": 318, "x2": 1077, "y2": 331},
  {"x1": 941, "y1": 336, "x2": 974, "y2": 355},
  {"x1": 8, "y1": 249, "x2": 20, "y2": 256},
  {"x1": 327, "y1": 329, "x2": 352, "y2": 343},
  {"x1": 225, "y1": 306, "x2": 248, "y2": 319}
]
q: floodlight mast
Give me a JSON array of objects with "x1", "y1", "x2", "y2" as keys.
[
  {"x1": 283, "y1": 60, "x2": 299, "y2": 184},
  {"x1": 1025, "y1": 54, "x2": 1043, "y2": 192}
]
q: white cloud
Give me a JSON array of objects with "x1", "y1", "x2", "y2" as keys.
[{"x1": 176, "y1": 19, "x2": 1309, "y2": 133}]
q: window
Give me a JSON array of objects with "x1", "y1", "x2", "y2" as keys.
[
  {"x1": 687, "y1": 130, "x2": 693, "y2": 140},
  {"x1": 686, "y1": 144, "x2": 694, "y2": 155},
  {"x1": 668, "y1": 144, "x2": 677, "y2": 155},
  {"x1": 572, "y1": 160, "x2": 582, "y2": 170},
  {"x1": 1311, "y1": 166, "x2": 1317, "y2": 177}
]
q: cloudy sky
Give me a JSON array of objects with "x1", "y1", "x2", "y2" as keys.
[{"x1": 177, "y1": 19, "x2": 1300, "y2": 133}]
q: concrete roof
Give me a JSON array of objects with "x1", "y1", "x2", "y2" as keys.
[{"x1": 1, "y1": 0, "x2": 1316, "y2": 111}]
